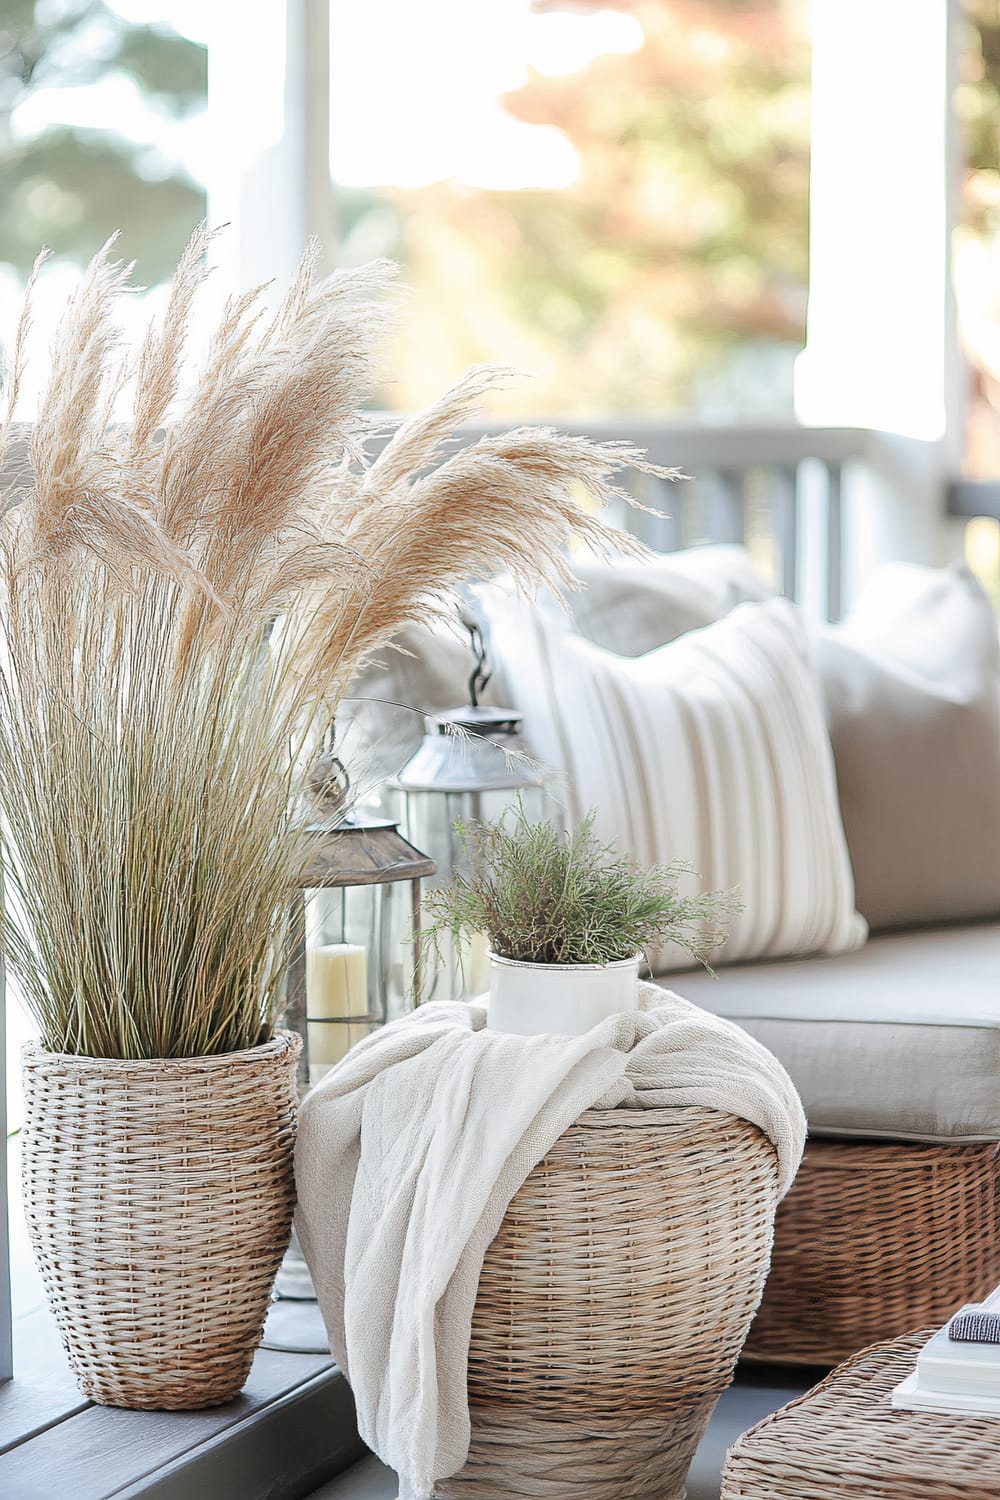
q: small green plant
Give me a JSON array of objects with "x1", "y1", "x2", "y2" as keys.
[{"x1": 423, "y1": 805, "x2": 740, "y2": 970}]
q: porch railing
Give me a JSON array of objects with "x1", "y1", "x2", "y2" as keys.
[
  {"x1": 452, "y1": 421, "x2": 907, "y2": 621},
  {"x1": 948, "y1": 479, "x2": 1000, "y2": 523}
]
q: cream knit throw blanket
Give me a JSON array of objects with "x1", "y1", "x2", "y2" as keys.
[{"x1": 295, "y1": 984, "x2": 806, "y2": 1500}]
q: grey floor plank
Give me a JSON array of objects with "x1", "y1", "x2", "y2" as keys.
[
  {"x1": 308, "y1": 1454, "x2": 393, "y2": 1498},
  {"x1": 305, "y1": 1370, "x2": 814, "y2": 1500},
  {"x1": 0, "y1": 1305, "x2": 89, "y2": 1451},
  {"x1": 686, "y1": 1375, "x2": 810, "y2": 1500},
  {"x1": 0, "y1": 1342, "x2": 336, "y2": 1499},
  {"x1": 109, "y1": 1367, "x2": 365, "y2": 1500}
]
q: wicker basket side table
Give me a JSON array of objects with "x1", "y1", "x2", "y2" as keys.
[
  {"x1": 439, "y1": 1106, "x2": 780, "y2": 1500},
  {"x1": 722, "y1": 1330, "x2": 1000, "y2": 1499}
]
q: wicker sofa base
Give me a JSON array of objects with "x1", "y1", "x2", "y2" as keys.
[{"x1": 744, "y1": 1136, "x2": 1000, "y2": 1366}]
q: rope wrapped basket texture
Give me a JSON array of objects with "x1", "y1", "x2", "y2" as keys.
[
  {"x1": 21, "y1": 1030, "x2": 300, "y2": 1410},
  {"x1": 441, "y1": 1105, "x2": 780, "y2": 1500}
]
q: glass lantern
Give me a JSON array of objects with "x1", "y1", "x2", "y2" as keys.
[
  {"x1": 395, "y1": 704, "x2": 554, "y2": 1002},
  {"x1": 285, "y1": 815, "x2": 437, "y2": 1091},
  {"x1": 263, "y1": 808, "x2": 435, "y2": 1353}
]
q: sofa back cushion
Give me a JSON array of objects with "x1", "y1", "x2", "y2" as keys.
[
  {"x1": 568, "y1": 543, "x2": 774, "y2": 656},
  {"x1": 338, "y1": 545, "x2": 770, "y2": 778},
  {"x1": 815, "y1": 561, "x2": 1000, "y2": 931},
  {"x1": 485, "y1": 592, "x2": 867, "y2": 970}
]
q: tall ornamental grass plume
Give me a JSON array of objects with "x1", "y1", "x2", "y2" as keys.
[{"x1": 0, "y1": 227, "x2": 677, "y2": 1059}]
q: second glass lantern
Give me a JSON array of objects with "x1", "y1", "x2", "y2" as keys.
[
  {"x1": 267, "y1": 807, "x2": 435, "y2": 1351},
  {"x1": 395, "y1": 703, "x2": 554, "y2": 1001}
]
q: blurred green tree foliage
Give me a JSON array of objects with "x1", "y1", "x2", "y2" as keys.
[
  {"x1": 960, "y1": 0, "x2": 1000, "y2": 237},
  {"x1": 381, "y1": 0, "x2": 811, "y2": 415},
  {"x1": 0, "y1": 0, "x2": 205, "y2": 284}
]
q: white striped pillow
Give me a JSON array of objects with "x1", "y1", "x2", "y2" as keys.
[{"x1": 485, "y1": 594, "x2": 867, "y2": 970}]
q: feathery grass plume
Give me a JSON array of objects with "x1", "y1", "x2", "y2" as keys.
[
  {"x1": 359, "y1": 364, "x2": 521, "y2": 495},
  {"x1": 127, "y1": 221, "x2": 217, "y2": 490},
  {"x1": 0, "y1": 230, "x2": 679, "y2": 1059},
  {"x1": 0, "y1": 248, "x2": 49, "y2": 491}
]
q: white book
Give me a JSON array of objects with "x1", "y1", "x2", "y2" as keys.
[
  {"x1": 913, "y1": 1314, "x2": 1000, "y2": 1398},
  {"x1": 892, "y1": 1285, "x2": 1000, "y2": 1415},
  {"x1": 892, "y1": 1370, "x2": 1000, "y2": 1418}
]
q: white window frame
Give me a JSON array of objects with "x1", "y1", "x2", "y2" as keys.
[{"x1": 797, "y1": 0, "x2": 965, "y2": 573}]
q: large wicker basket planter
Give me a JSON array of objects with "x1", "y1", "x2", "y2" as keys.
[
  {"x1": 21, "y1": 1030, "x2": 301, "y2": 1411},
  {"x1": 743, "y1": 1136, "x2": 1000, "y2": 1365},
  {"x1": 439, "y1": 1106, "x2": 780, "y2": 1500}
]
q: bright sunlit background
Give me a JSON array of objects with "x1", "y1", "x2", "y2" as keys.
[
  {"x1": 329, "y1": 1, "x2": 644, "y2": 190},
  {"x1": 5, "y1": 1, "x2": 1000, "y2": 437},
  {"x1": 0, "y1": 0, "x2": 813, "y2": 420}
]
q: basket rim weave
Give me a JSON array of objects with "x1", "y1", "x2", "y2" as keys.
[
  {"x1": 574, "y1": 1105, "x2": 773, "y2": 1133},
  {"x1": 21, "y1": 1027, "x2": 300, "y2": 1075}
]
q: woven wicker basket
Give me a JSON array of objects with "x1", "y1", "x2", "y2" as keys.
[
  {"x1": 439, "y1": 1107, "x2": 780, "y2": 1500},
  {"x1": 722, "y1": 1330, "x2": 1000, "y2": 1499},
  {"x1": 744, "y1": 1136, "x2": 1000, "y2": 1366},
  {"x1": 21, "y1": 1029, "x2": 300, "y2": 1411}
]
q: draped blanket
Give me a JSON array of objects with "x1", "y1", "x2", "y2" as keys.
[{"x1": 295, "y1": 984, "x2": 806, "y2": 1500}]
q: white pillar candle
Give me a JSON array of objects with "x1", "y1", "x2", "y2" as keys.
[
  {"x1": 462, "y1": 930, "x2": 492, "y2": 996},
  {"x1": 306, "y1": 942, "x2": 368, "y2": 1080}
]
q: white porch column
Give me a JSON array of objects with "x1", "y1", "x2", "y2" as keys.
[
  {"x1": 206, "y1": 0, "x2": 335, "y2": 293},
  {"x1": 796, "y1": 0, "x2": 964, "y2": 578},
  {"x1": 0, "y1": 921, "x2": 9, "y2": 1385}
]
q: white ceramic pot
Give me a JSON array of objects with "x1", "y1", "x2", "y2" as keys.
[{"x1": 487, "y1": 951, "x2": 641, "y2": 1036}]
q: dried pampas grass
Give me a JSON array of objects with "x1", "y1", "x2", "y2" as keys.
[{"x1": 0, "y1": 228, "x2": 676, "y2": 1059}]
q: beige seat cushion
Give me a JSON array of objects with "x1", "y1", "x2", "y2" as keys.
[{"x1": 674, "y1": 922, "x2": 1000, "y2": 1143}]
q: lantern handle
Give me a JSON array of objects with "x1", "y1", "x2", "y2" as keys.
[
  {"x1": 458, "y1": 601, "x2": 492, "y2": 709},
  {"x1": 308, "y1": 719, "x2": 352, "y2": 817}
]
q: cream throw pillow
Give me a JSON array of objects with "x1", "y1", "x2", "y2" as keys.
[{"x1": 486, "y1": 593, "x2": 867, "y2": 970}]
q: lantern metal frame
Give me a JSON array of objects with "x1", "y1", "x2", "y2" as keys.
[{"x1": 394, "y1": 706, "x2": 555, "y2": 1004}]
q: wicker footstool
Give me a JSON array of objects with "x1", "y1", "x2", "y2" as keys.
[{"x1": 722, "y1": 1330, "x2": 1000, "y2": 1499}]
